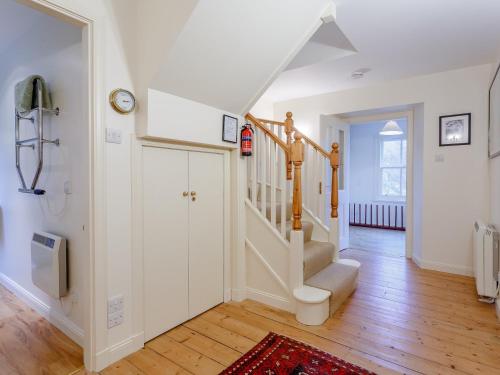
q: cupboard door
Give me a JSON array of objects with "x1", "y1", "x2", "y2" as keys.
[
  {"x1": 143, "y1": 147, "x2": 189, "y2": 341},
  {"x1": 188, "y1": 151, "x2": 224, "y2": 318}
]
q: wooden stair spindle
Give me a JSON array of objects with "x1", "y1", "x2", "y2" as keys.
[
  {"x1": 284, "y1": 112, "x2": 294, "y2": 181},
  {"x1": 330, "y1": 143, "x2": 340, "y2": 218},
  {"x1": 291, "y1": 132, "x2": 304, "y2": 230}
]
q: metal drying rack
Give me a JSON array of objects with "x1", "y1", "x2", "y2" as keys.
[{"x1": 15, "y1": 78, "x2": 60, "y2": 195}]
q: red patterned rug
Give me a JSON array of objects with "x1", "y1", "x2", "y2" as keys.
[{"x1": 220, "y1": 332, "x2": 376, "y2": 374}]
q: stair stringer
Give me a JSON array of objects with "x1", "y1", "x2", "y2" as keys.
[{"x1": 245, "y1": 199, "x2": 299, "y2": 312}]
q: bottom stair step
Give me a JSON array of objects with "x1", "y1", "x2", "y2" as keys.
[
  {"x1": 303, "y1": 241, "x2": 334, "y2": 280},
  {"x1": 305, "y1": 259, "x2": 360, "y2": 316}
]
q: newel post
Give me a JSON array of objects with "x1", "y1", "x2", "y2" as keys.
[
  {"x1": 291, "y1": 132, "x2": 304, "y2": 230},
  {"x1": 330, "y1": 143, "x2": 339, "y2": 218},
  {"x1": 284, "y1": 112, "x2": 294, "y2": 180},
  {"x1": 329, "y1": 142, "x2": 340, "y2": 260}
]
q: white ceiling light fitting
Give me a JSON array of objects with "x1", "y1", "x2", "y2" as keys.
[
  {"x1": 351, "y1": 68, "x2": 370, "y2": 79},
  {"x1": 380, "y1": 120, "x2": 403, "y2": 135}
]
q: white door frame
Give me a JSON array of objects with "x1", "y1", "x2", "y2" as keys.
[
  {"x1": 22, "y1": 0, "x2": 104, "y2": 370},
  {"x1": 320, "y1": 115, "x2": 351, "y2": 250},
  {"x1": 131, "y1": 139, "x2": 232, "y2": 346},
  {"x1": 321, "y1": 110, "x2": 414, "y2": 259}
]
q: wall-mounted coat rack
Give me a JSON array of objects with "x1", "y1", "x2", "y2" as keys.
[{"x1": 15, "y1": 77, "x2": 60, "y2": 195}]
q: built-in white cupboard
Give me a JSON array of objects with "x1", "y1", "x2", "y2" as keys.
[{"x1": 142, "y1": 146, "x2": 224, "y2": 341}]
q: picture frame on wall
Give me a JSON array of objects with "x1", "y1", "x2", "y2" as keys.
[
  {"x1": 489, "y1": 63, "x2": 500, "y2": 158},
  {"x1": 222, "y1": 114, "x2": 238, "y2": 143},
  {"x1": 439, "y1": 113, "x2": 471, "y2": 146}
]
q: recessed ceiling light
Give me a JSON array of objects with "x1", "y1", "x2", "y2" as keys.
[{"x1": 351, "y1": 68, "x2": 371, "y2": 79}]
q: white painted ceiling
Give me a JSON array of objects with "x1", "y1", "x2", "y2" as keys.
[
  {"x1": 0, "y1": 0, "x2": 47, "y2": 57},
  {"x1": 153, "y1": 0, "x2": 332, "y2": 115},
  {"x1": 263, "y1": 0, "x2": 500, "y2": 102}
]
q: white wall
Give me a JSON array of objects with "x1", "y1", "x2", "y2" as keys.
[
  {"x1": 153, "y1": 0, "x2": 331, "y2": 114},
  {"x1": 141, "y1": 89, "x2": 241, "y2": 148},
  {"x1": 490, "y1": 55, "x2": 500, "y2": 230},
  {"x1": 350, "y1": 119, "x2": 407, "y2": 204},
  {"x1": 275, "y1": 64, "x2": 492, "y2": 275},
  {"x1": 0, "y1": 15, "x2": 86, "y2": 342},
  {"x1": 250, "y1": 96, "x2": 275, "y2": 120}
]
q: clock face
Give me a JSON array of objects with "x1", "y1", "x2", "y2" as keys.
[{"x1": 110, "y1": 89, "x2": 135, "y2": 114}]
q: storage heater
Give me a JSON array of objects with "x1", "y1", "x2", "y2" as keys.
[
  {"x1": 473, "y1": 221, "x2": 499, "y2": 301},
  {"x1": 31, "y1": 232, "x2": 68, "y2": 298}
]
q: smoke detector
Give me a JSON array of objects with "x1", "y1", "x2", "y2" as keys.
[{"x1": 351, "y1": 68, "x2": 371, "y2": 79}]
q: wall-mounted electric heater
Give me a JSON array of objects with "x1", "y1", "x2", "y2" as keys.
[
  {"x1": 473, "y1": 221, "x2": 499, "y2": 302},
  {"x1": 31, "y1": 232, "x2": 67, "y2": 298}
]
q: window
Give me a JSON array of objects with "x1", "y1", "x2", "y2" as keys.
[{"x1": 379, "y1": 137, "x2": 406, "y2": 199}]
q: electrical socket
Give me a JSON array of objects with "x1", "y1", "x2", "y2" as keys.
[
  {"x1": 108, "y1": 295, "x2": 124, "y2": 314},
  {"x1": 108, "y1": 310, "x2": 124, "y2": 329},
  {"x1": 107, "y1": 295, "x2": 124, "y2": 328}
]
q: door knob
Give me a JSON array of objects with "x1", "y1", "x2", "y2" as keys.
[
  {"x1": 190, "y1": 191, "x2": 197, "y2": 196},
  {"x1": 182, "y1": 191, "x2": 188, "y2": 197}
]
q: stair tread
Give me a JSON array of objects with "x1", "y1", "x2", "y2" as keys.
[
  {"x1": 303, "y1": 240, "x2": 334, "y2": 280},
  {"x1": 305, "y1": 259, "x2": 360, "y2": 316},
  {"x1": 286, "y1": 221, "x2": 313, "y2": 243}
]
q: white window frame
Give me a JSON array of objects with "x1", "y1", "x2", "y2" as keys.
[{"x1": 377, "y1": 135, "x2": 407, "y2": 202}]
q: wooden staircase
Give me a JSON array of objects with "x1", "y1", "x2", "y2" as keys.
[{"x1": 244, "y1": 112, "x2": 360, "y2": 325}]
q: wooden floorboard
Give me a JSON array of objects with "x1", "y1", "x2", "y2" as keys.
[
  {"x1": 104, "y1": 249, "x2": 499, "y2": 375},
  {"x1": 0, "y1": 284, "x2": 84, "y2": 375}
]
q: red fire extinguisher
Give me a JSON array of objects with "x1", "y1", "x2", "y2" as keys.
[{"x1": 241, "y1": 123, "x2": 253, "y2": 156}]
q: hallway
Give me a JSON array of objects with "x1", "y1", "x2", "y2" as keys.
[
  {"x1": 349, "y1": 226, "x2": 406, "y2": 257},
  {"x1": 102, "y1": 249, "x2": 498, "y2": 375}
]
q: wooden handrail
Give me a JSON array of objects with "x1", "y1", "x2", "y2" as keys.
[
  {"x1": 291, "y1": 132, "x2": 304, "y2": 230},
  {"x1": 330, "y1": 143, "x2": 339, "y2": 218},
  {"x1": 245, "y1": 113, "x2": 289, "y2": 152},
  {"x1": 296, "y1": 130, "x2": 329, "y2": 159},
  {"x1": 257, "y1": 118, "x2": 285, "y2": 126}
]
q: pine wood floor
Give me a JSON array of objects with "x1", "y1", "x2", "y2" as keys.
[
  {"x1": 101, "y1": 249, "x2": 500, "y2": 375},
  {"x1": 0, "y1": 284, "x2": 84, "y2": 374}
]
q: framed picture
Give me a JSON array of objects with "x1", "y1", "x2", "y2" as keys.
[
  {"x1": 222, "y1": 114, "x2": 238, "y2": 143},
  {"x1": 439, "y1": 113, "x2": 471, "y2": 146},
  {"x1": 489, "y1": 63, "x2": 500, "y2": 158}
]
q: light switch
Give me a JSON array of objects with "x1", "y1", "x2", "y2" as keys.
[
  {"x1": 435, "y1": 154, "x2": 444, "y2": 162},
  {"x1": 64, "y1": 181, "x2": 72, "y2": 195},
  {"x1": 106, "y1": 128, "x2": 122, "y2": 144}
]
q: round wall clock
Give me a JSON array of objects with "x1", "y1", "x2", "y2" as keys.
[{"x1": 109, "y1": 88, "x2": 136, "y2": 114}]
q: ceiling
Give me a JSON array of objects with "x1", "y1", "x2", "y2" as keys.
[
  {"x1": 263, "y1": 0, "x2": 500, "y2": 102},
  {"x1": 0, "y1": 0, "x2": 48, "y2": 57}
]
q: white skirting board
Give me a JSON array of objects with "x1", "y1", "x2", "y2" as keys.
[
  {"x1": 246, "y1": 287, "x2": 292, "y2": 312},
  {"x1": 412, "y1": 255, "x2": 473, "y2": 276},
  {"x1": 94, "y1": 332, "x2": 144, "y2": 371},
  {"x1": 0, "y1": 272, "x2": 84, "y2": 346},
  {"x1": 496, "y1": 299, "x2": 500, "y2": 321}
]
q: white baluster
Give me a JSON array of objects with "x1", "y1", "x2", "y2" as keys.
[
  {"x1": 303, "y1": 142, "x2": 309, "y2": 210},
  {"x1": 260, "y1": 131, "x2": 267, "y2": 217},
  {"x1": 277, "y1": 127, "x2": 283, "y2": 176},
  {"x1": 319, "y1": 155, "x2": 326, "y2": 223},
  {"x1": 280, "y1": 148, "x2": 287, "y2": 239},
  {"x1": 270, "y1": 140, "x2": 277, "y2": 228},
  {"x1": 251, "y1": 128, "x2": 258, "y2": 205},
  {"x1": 310, "y1": 146, "x2": 314, "y2": 212}
]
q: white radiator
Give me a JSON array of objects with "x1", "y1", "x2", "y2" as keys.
[
  {"x1": 31, "y1": 232, "x2": 67, "y2": 298},
  {"x1": 473, "y1": 221, "x2": 499, "y2": 300}
]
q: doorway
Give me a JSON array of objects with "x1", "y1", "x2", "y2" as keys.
[
  {"x1": 321, "y1": 111, "x2": 413, "y2": 258},
  {"x1": 0, "y1": 0, "x2": 90, "y2": 370}
]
